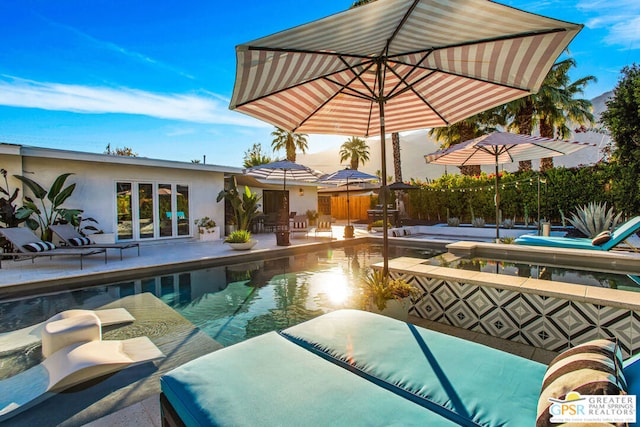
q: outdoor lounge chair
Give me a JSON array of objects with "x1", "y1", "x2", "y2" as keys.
[
  {"x1": 0, "y1": 311, "x2": 164, "y2": 421},
  {"x1": 289, "y1": 215, "x2": 309, "y2": 238},
  {"x1": 0, "y1": 308, "x2": 135, "y2": 356},
  {"x1": 314, "y1": 214, "x2": 333, "y2": 239},
  {"x1": 160, "y1": 309, "x2": 640, "y2": 426},
  {"x1": 514, "y1": 216, "x2": 640, "y2": 251},
  {"x1": 50, "y1": 223, "x2": 140, "y2": 260},
  {"x1": 0, "y1": 227, "x2": 107, "y2": 269}
]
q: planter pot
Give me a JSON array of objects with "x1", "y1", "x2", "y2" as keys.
[
  {"x1": 91, "y1": 233, "x2": 116, "y2": 244},
  {"x1": 226, "y1": 240, "x2": 257, "y2": 251},
  {"x1": 275, "y1": 230, "x2": 290, "y2": 246},
  {"x1": 199, "y1": 227, "x2": 220, "y2": 241},
  {"x1": 343, "y1": 225, "x2": 354, "y2": 238},
  {"x1": 369, "y1": 297, "x2": 411, "y2": 321}
]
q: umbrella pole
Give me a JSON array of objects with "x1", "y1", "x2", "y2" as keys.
[
  {"x1": 494, "y1": 155, "x2": 500, "y2": 242},
  {"x1": 346, "y1": 178, "x2": 351, "y2": 227},
  {"x1": 378, "y1": 87, "x2": 389, "y2": 276}
]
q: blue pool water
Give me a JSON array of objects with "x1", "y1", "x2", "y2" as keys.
[
  {"x1": 0, "y1": 244, "x2": 441, "y2": 347},
  {"x1": 428, "y1": 255, "x2": 640, "y2": 291}
]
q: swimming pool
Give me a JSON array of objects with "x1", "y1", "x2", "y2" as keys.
[
  {"x1": 0, "y1": 244, "x2": 442, "y2": 350},
  {"x1": 426, "y1": 254, "x2": 640, "y2": 291}
]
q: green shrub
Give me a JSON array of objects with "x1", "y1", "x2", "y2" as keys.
[{"x1": 224, "y1": 229, "x2": 252, "y2": 243}]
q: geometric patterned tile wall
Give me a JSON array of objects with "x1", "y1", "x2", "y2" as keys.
[{"x1": 393, "y1": 270, "x2": 640, "y2": 358}]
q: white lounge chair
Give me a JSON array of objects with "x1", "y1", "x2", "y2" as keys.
[
  {"x1": 0, "y1": 312, "x2": 163, "y2": 421},
  {"x1": 0, "y1": 308, "x2": 135, "y2": 356},
  {"x1": 0, "y1": 227, "x2": 107, "y2": 269},
  {"x1": 49, "y1": 224, "x2": 140, "y2": 260}
]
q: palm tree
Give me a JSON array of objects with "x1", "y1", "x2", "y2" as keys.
[
  {"x1": 506, "y1": 58, "x2": 595, "y2": 171},
  {"x1": 536, "y1": 59, "x2": 596, "y2": 171},
  {"x1": 339, "y1": 137, "x2": 370, "y2": 170},
  {"x1": 271, "y1": 127, "x2": 309, "y2": 162}
]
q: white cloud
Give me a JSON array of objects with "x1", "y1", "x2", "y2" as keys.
[
  {"x1": 578, "y1": 1, "x2": 640, "y2": 49},
  {"x1": 0, "y1": 76, "x2": 269, "y2": 128}
]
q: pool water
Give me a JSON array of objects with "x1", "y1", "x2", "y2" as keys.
[
  {"x1": 0, "y1": 244, "x2": 442, "y2": 350},
  {"x1": 427, "y1": 255, "x2": 640, "y2": 291}
]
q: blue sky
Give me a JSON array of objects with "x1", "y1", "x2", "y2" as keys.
[{"x1": 0, "y1": 0, "x2": 638, "y2": 167}]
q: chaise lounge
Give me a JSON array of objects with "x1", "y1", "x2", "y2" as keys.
[
  {"x1": 0, "y1": 227, "x2": 107, "y2": 269},
  {"x1": 49, "y1": 223, "x2": 140, "y2": 260},
  {"x1": 160, "y1": 309, "x2": 640, "y2": 426},
  {"x1": 514, "y1": 216, "x2": 640, "y2": 251}
]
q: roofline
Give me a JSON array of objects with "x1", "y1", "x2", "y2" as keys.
[{"x1": 1, "y1": 143, "x2": 243, "y2": 174}]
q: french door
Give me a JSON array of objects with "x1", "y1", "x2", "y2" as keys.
[{"x1": 116, "y1": 182, "x2": 190, "y2": 241}]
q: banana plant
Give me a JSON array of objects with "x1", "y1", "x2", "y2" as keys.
[
  {"x1": 0, "y1": 168, "x2": 24, "y2": 228},
  {"x1": 14, "y1": 173, "x2": 82, "y2": 241},
  {"x1": 217, "y1": 176, "x2": 262, "y2": 231}
]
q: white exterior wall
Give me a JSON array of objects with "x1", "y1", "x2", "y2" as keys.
[
  {"x1": 248, "y1": 184, "x2": 319, "y2": 217},
  {"x1": 18, "y1": 156, "x2": 226, "y2": 240}
]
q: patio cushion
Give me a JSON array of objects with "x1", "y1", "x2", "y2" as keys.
[
  {"x1": 536, "y1": 339, "x2": 627, "y2": 427},
  {"x1": 592, "y1": 230, "x2": 612, "y2": 246},
  {"x1": 69, "y1": 237, "x2": 93, "y2": 246},
  {"x1": 161, "y1": 331, "x2": 460, "y2": 426},
  {"x1": 23, "y1": 241, "x2": 56, "y2": 252},
  {"x1": 282, "y1": 309, "x2": 546, "y2": 427}
]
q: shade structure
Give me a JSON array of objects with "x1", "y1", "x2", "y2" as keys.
[
  {"x1": 320, "y1": 168, "x2": 379, "y2": 235},
  {"x1": 230, "y1": 0, "x2": 582, "y2": 273},
  {"x1": 244, "y1": 160, "x2": 322, "y2": 244},
  {"x1": 425, "y1": 132, "x2": 594, "y2": 240}
]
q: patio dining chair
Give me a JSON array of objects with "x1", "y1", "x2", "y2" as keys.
[
  {"x1": 290, "y1": 215, "x2": 309, "y2": 239},
  {"x1": 50, "y1": 223, "x2": 140, "y2": 260},
  {"x1": 0, "y1": 227, "x2": 107, "y2": 270},
  {"x1": 314, "y1": 215, "x2": 333, "y2": 239}
]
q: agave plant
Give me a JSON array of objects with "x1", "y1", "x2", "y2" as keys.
[
  {"x1": 472, "y1": 217, "x2": 485, "y2": 228},
  {"x1": 447, "y1": 217, "x2": 460, "y2": 227},
  {"x1": 567, "y1": 202, "x2": 623, "y2": 238}
]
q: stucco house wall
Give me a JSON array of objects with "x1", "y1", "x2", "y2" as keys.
[{"x1": 1, "y1": 145, "x2": 240, "y2": 242}]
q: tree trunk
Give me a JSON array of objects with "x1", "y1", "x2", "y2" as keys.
[
  {"x1": 458, "y1": 123, "x2": 481, "y2": 176},
  {"x1": 515, "y1": 99, "x2": 534, "y2": 172},
  {"x1": 392, "y1": 132, "x2": 402, "y2": 182},
  {"x1": 539, "y1": 118, "x2": 554, "y2": 172}
]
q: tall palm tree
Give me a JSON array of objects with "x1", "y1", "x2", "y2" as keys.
[
  {"x1": 339, "y1": 136, "x2": 370, "y2": 170},
  {"x1": 271, "y1": 127, "x2": 309, "y2": 162},
  {"x1": 506, "y1": 58, "x2": 595, "y2": 171},
  {"x1": 536, "y1": 59, "x2": 596, "y2": 171}
]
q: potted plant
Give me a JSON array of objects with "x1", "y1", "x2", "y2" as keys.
[
  {"x1": 224, "y1": 229, "x2": 257, "y2": 250},
  {"x1": 306, "y1": 209, "x2": 319, "y2": 226},
  {"x1": 195, "y1": 217, "x2": 220, "y2": 241},
  {"x1": 360, "y1": 269, "x2": 417, "y2": 321}
]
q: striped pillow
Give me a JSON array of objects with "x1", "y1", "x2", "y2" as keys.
[
  {"x1": 23, "y1": 241, "x2": 56, "y2": 252},
  {"x1": 69, "y1": 237, "x2": 93, "y2": 246},
  {"x1": 536, "y1": 339, "x2": 627, "y2": 427}
]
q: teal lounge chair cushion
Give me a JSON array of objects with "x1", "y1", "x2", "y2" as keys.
[
  {"x1": 283, "y1": 310, "x2": 546, "y2": 427},
  {"x1": 515, "y1": 216, "x2": 640, "y2": 251},
  {"x1": 161, "y1": 331, "x2": 461, "y2": 427}
]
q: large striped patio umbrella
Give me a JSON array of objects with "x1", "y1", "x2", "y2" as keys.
[
  {"x1": 425, "y1": 132, "x2": 594, "y2": 240},
  {"x1": 229, "y1": 0, "x2": 582, "y2": 274}
]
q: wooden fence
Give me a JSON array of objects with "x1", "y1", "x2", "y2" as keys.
[{"x1": 330, "y1": 195, "x2": 372, "y2": 221}]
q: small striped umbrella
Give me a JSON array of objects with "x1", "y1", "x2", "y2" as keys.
[
  {"x1": 320, "y1": 168, "x2": 379, "y2": 232},
  {"x1": 230, "y1": 0, "x2": 582, "y2": 273},
  {"x1": 425, "y1": 132, "x2": 595, "y2": 240},
  {"x1": 244, "y1": 160, "x2": 323, "y2": 219}
]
